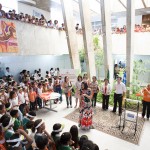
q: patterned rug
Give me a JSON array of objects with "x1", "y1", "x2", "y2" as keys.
[{"x1": 65, "y1": 107, "x2": 145, "y2": 145}]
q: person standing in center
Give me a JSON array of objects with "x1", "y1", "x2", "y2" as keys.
[
  {"x1": 89, "y1": 76, "x2": 99, "y2": 107},
  {"x1": 112, "y1": 77, "x2": 126, "y2": 115},
  {"x1": 79, "y1": 82, "x2": 93, "y2": 130},
  {"x1": 101, "y1": 78, "x2": 111, "y2": 110},
  {"x1": 62, "y1": 76, "x2": 72, "y2": 108}
]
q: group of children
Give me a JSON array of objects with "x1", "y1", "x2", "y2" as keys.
[
  {"x1": 0, "y1": 68, "x2": 100, "y2": 149},
  {"x1": 0, "y1": 104, "x2": 99, "y2": 150}
]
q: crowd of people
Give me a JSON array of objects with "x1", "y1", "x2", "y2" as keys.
[
  {"x1": 0, "y1": 3, "x2": 84, "y2": 33},
  {"x1": 112, "y1": 24, "x2": 150, "y2": 34},
  {"x1": 0, "y1": 65, "x2": 150, "y2": 149},
  {"x1": 93, "y1": 24, "x2": 150, "y2": 35},
  {"x1": 0, "y1": 3, "x2": 65, "y2": 30},
  {"x1": 0, "y1": 67, "x2": 102, "y2": 149}
]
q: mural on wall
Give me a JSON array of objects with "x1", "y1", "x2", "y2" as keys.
[{"x1": 0, "y1": 21, "x2": 18, "y2": 53}]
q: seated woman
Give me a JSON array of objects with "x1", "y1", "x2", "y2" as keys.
[{"x1": 79, "y1": 82, "x2": 93, "y2": 130}]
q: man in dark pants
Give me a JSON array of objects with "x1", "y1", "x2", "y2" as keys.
[
  {"x1": 112, "y1": 77, "x2": 126, "y2": 115},
  {"x1": 141, "y1": 84, "x2": 150, "y2": 120},
  {"x1": 89, "y1": 76, "x2": 99, "y2": 107}
]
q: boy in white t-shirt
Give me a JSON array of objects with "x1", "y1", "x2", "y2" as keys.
[{"x1": 36, "y1": 83, "x2": 43, "y2": 109}]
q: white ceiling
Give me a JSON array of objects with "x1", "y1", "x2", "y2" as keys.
[{"x1": 50, "y1": 0, "x2": 150, "y2": 16}]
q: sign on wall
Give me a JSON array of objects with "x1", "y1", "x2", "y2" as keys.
[{"x1": 0, "y1": 21, "x2": 19, "y2": 53}]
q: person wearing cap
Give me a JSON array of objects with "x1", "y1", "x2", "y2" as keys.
[
  {"x1": 6, "y1": 129, "x2": 33, "y2": 150},
  {"x1": 58, "y1": 132, "x2": 72, "y2": 150},
  {"x1": 141, "y1": 84, "x2": 150, "y2": 120},
  {"x1": 101, "y1": 78, "x2": 111, "y2": 110},
  {"x1": 112, "y1": 77, "x2": 126, "y2": 116},
  {"x1": 51, "y1": 123, "x2": 64, "y2": 147}
]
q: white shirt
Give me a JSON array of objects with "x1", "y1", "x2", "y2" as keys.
[
  {"x1": 75, "y1": 81, "x2": 81, "y2": 90},
  {"x1": 114, "y1": 82, "x2": 126, "y2": 94},
  {"x1": 101, "y1": 84, "x2": 111, "y2": 95},
  {"x1": 18, "y1": 92, "x2": 26, "y2": 104},
  {"x1": 10, "y1": 97, "x2": 19, "y2": 107},
  {"x1": 37, "y1": 88, "x2": 42, "y2": 95},
  {"x1": 5, "y1": 71, "x2": 12, "y2": 76}
]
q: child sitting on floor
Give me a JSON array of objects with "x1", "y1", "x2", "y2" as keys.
[{"x1": 10, "y1": 109, "x2": 22, "y2": 131}]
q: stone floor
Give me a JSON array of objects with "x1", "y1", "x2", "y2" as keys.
[{"x1": 35, "y1": 96, "x2": 150, "y2": 150}]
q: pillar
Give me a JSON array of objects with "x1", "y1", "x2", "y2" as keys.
[
  {"x1": 78, "y1": 0, "x2": 96, "y2": 80},
  {"x1": 100, "y1": 0, "x2": 113, "y2": 84},
  {"x1": 61, "y1": 0, "x2": 81, "y2": 71},
  {"x1": 126, "y1": 0, "x2": 135, "y2": 89}
]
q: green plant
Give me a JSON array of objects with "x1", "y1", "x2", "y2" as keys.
[
  {"x1": 79, "y1": 48, "x2": 85, "y2": 63},
  {"x1": 131, "y1": 59, "x2": 150, "y2": 94},
  {"x1": 93, "y1": 36, "x2": 104, "y2": 80}
]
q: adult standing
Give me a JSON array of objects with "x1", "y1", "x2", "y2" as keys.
[
  {"x1": 141, "y1": 84, "x2": 150, "y2": 120},
  {"x1": 54, "y1": 77, "x2": 63, "y2": 103},
  {"x1": 89, "y1": 76, "x2": 99, "y2": 107},
  {"x1": 79, "y1": 82, "x2": 93, "y2": 130},
  {"x1": 74, "y1": 75, "x2": 82, "y2": 108},
  {"x1": 101, "y1": 78, "x2": 111, "y2": 110},
  {"x1": 62, "y1": 76, "x2": 72, "y2": 108},
  {"x1": 82, "y1": 73, "x2": 90, "y2": 85},
  {"x1": 112, "y1": 77, "x2": 126, "y2": 115}
]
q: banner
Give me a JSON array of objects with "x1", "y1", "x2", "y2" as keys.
[
  {"x1": 0, "y1": 21, "x2": 18, "y2": 53},
  {"x1": 60, "y1": 69, "x2": 78, "y2": 85}
]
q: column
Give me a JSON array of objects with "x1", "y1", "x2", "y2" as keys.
[
  {"x1": 78, "y1": 0, "x2": 96, "y2": 80},
  {"x1": 61, "y1": 0, "x2": 81, "y2": 71},
  {"x1": 126, "y1": 0, "x2": 135, "y2": 89},
  {"x1": 100, "y1": 0, "x2": 113, "y2": 84},
  {"x1": 33, "y1": 0, "x2": 50, "y2": 12}
]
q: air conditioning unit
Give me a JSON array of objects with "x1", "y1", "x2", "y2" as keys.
[{"x1": 18, "y1": 0, "x2": 36, "y2": 6}]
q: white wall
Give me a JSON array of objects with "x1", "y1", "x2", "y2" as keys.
[
  {"x1": 111, "y1": 32, "x2": 150, "y2": 55},
  {"x1": 0, "y1": 55, "x2": 71, "y2": 81},
  {"x1": 0, "y1": 0, "x2": 18, "y2": 13},
  {"x1": 117, "y1": 15, "x2": 142, "y2": 27},
  {"x1": 18, "y1": 2, "x2": 50, "y2": 20}
]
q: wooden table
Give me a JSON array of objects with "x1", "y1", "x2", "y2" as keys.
[{"x1": 40, "y1": 92, "x2": 60, "y2": 112}]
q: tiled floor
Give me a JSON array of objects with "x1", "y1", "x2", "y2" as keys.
[{"x1": 36, "y1": 96, "x2": 150, "y2": 150}]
